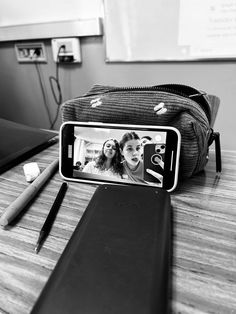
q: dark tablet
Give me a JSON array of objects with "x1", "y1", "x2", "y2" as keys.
[
  {"x1": 31, "y1": 184, "x2": 172, "y2": 314},
  {"x1": 0, "y1": 118, "x2": 57, "y2": 174}
]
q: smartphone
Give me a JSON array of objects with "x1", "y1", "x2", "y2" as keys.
[{"x1": 59, "y1": 122, "x2": 181, "y2": 192}]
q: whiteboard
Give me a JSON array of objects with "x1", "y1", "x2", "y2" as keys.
[
  {"x1": 104, "y1": 0, "x2": 236, "y2": 61},
  {"x1": 0, "y1": 0, "x2": 103, "y2": 26},
  {"x1": 0, "y1": 0, "x2": 103, "y2": 41}
]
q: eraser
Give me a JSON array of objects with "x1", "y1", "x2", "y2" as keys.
[{"x1": 23, "y1": 162, "x2": 41, "y2": 182}]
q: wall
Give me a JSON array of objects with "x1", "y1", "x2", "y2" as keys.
[{"x1": 0, "y1": 36, "x2": 235, "y2": 150}]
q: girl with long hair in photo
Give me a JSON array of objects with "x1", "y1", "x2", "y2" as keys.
[{"x1": 83, "y1": 138, "x2": 123, "y2": 179}]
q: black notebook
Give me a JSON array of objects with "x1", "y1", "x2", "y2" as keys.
[
  {"x1": 0, "y1": 118, "x2": 57, "y2": 174},
  {"x1": 31, "y1": 184, "x2": 172, "y2": 314}
]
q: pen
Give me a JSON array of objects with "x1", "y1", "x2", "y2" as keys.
[
  {"x1": 0, "y1": 159, "x2": 59, "y2": 227},
  {"x1": 35, "y1": 181, "x2": 68, "y2": 254}
]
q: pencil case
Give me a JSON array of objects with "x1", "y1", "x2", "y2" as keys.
[{"x1": 61, "y1": 83, "x2": 222, "y2": 179}]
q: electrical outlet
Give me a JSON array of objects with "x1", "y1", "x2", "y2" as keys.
[
  {"x1": 51, "y1": 38, "x2": 81, "y2": 63},
  {"x1": 15, "y1": 43, "x2": 46, "y2": 63}
]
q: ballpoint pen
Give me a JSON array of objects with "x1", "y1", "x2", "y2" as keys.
[{"x1": 35, "y1": 182, "x2": 68, "y2": 254}]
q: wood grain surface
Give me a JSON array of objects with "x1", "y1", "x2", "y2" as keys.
[{"x1": 0, "y1": 144, "x2": 235, "y2": 314}]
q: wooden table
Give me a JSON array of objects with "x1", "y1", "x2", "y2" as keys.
[{"x1": 0, "y1": 143, "x2": 235, "y2": 314}]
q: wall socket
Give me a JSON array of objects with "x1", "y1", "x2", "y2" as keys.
[
  {"x1": 15, "y1": 43, "x2": 46, "y2": 63},
  {"x1": 51, "y1": 38, "x2": 81, "y2": 63}
]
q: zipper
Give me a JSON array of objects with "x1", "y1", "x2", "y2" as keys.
[{"x1": 208, "y1": 129, "x2": 222, "y2": 173}]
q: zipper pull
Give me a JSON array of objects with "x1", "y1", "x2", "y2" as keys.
[
  {"x1": 209, "y1": 131, "x2": 221, "y2": 173},
  {"x1": 214, "y1": 132, "x2": 222, "y2": 173}
]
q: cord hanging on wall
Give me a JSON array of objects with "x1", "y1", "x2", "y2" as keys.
[{"x1": 49, "y1": 45, "x2": 65, "y2": 129}]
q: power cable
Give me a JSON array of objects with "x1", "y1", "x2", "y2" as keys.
[
  {"x1": 34, "y1": 60, "x2": 53, "y2": 127},
  {"x1": 49, "y1": 45, "x2": 65, "y2": 129}
]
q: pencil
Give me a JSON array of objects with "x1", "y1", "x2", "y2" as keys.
[
  {"x1": 0, "y1": 159, "x2": 59, "y2": 227},
  {"x1": 35, "y1": 182, "x2": 68, "y2": 254}
]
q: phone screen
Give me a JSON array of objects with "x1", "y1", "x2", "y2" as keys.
[{"x1": 60, "y1": 122, "x2": 181, "y2": 191}]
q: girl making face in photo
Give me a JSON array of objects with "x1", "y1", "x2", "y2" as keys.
[{"x1": 119, "y1": 132, "x2": 145, "y2": 183}]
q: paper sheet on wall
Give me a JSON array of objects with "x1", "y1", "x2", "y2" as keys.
[{"x1": 178, "y1": 0, "x2": 236, "y2": 57}]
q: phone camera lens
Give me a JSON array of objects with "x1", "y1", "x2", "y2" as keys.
[
  {"x1": 155, "y1": 144, "x2": 166, "y2": 154},
  {"x1": 151, "y1": 154, "x2": 162, "y2": 165}
]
